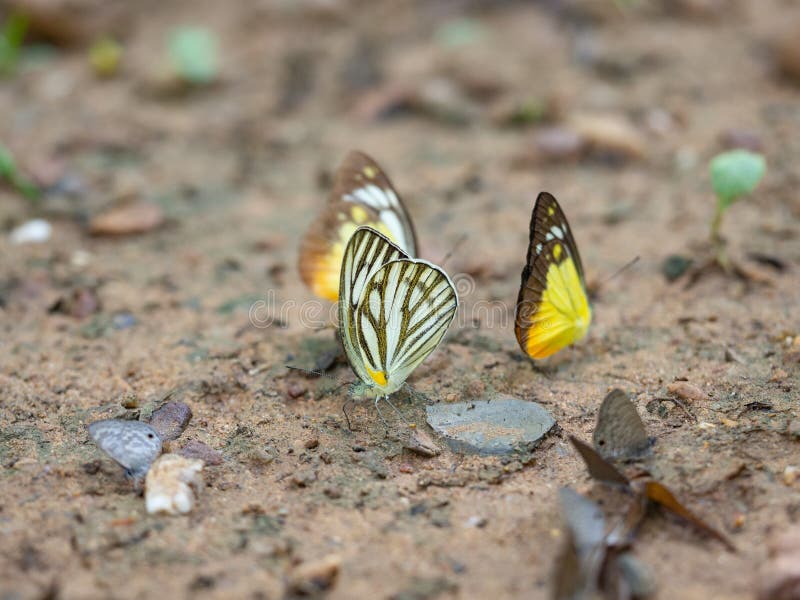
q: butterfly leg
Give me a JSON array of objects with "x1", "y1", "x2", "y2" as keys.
[
  {"x1": 375, "y1": 395, "x2": 409, "y2": 429},
  {"x1": 374, "y1": 396, "x2": 391, "y2": 429},
  {"x1": 342, "y1": 398, "x2": 355, "y2": 431}
]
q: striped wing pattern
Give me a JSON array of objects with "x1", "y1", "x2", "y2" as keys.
[
  {"x1": 339, "y1": 227, "x2": 408, "y2": 385},
  {"x1": 356, "y1": 259, "x2": 457, "y2": 392},
  {"x1": 298, "y1": 151, "x2": 417, "y2": 301},
  {"x1": 339, "y1": 226, "x2": 457, "y2": 395},
  {"x1": 334, "y1": 151, "x2": 418, "y2": 256}
]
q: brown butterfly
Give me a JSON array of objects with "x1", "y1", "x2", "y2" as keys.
[
  {"x1": 592, "y1": 389, "x2": 653, "y2": 461},
  {"x1": 298, "y1": 151, "x2": 418, "y2": 302}
]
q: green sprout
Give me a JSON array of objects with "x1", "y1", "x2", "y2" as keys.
[
  {"x1": 89, "y1": 37, "x2": 123, "y2": 78},
  {"x1": 168, "y1": 27, "x2": 219, "y2": 85},
  {"x1": 0, "y1": 12, "x2": 29, "y2": 76},
  {"x1": 709, "y1": 149, "x2": 766, "y2": 250},
  {"x1": 0, "y1": 144, "x2": 39, "y2": 200}
]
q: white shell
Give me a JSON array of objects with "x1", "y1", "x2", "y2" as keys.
[
  {"x1": 10, "y1": 219, "x2": 52, "y2": 244},
  {"x1": 145, "y1": 454, "x2": 204, "y2": 515}
]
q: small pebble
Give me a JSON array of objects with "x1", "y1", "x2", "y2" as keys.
[
  {"x1": 788, "y1": 420, "x2": 800, "y2": 440},
  {"x1": 10, "y1": 219, "x2": 52, "y2": 244},
  {"x1": 287, "y1": 554, "x2": 341, "y2": 595},
  {"x1": 569, "y1": 113, "x2": 647, "y2": 161},
  {"x1": 148, "y1": 401, "x2": 193, "y2": 442},
  {"x1": 399, "y1": 464, "x2": 414, "y2": 474},
  {"x1": 784, "y1": 466, "x2": 798, "y2": 486},
  {"x1": 304, "y1": 438, "x2": 319, "y2": 450},
  {"x1": 662, "y1": 255, "x2": 693, "y2": 282},
  {"x1": 287, "y1": 383, "x2": 307, "y2": 399},
  {"x1": 145, "y1": 454, "x2": 204, "y2": 515},
  {"x1": 179, "y1": 440, "x2": 223, "y2": 465},
  {"x1": 465, "y1": 515, "x2": 487, "y2": 528},
  {"x1": 89, "y1": 200, "x2": 164, "y2": 236},
  {"x1": 667, "y1": 381, "x2": 709, "y2": 403}
]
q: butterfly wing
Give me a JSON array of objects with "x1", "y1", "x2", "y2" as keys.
[
  {"x1": 88, "y1": 419, "x2": 162, "y2": 480},
  {"x1": 529, "y1": 191, "x2": 586, "y2": 283},
  {"x1": 592, "y1": 389, "x2": 652, "y2": 461},
  {"x1": 515, "y1": 193, "x2": 591, "y2": 360},
  {"x1": 299, "y1": 151, "x2": 418, "y2": 301},
  {"x1": 339, "y1": 226, "x2": 408, "y2": 387},
  {"x1": 355, "y1": 257, "x2": 458, "y2": 394}
]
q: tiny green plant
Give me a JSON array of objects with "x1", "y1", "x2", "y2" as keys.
[
  {"x1": 709, "y1": 149, "x2": 766, "y2": 248},
  {"x1": 168, "y1": 27, "x2": 219, "y2": 85},
  {"x1": 0, "y1": 144, "x2": 39, "y2": 200},
  {"x1": 0, "y1": 12, "x2": 29, "y2": 76}
]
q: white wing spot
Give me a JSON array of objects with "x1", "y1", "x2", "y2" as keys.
[
  {"x1": 535, "y1": 243, "x2": 543, "y2": 254},
  {"x1": 550, "y1": 226, "x2": 564, "y2": 240}
]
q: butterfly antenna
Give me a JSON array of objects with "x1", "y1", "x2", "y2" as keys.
[
  {"x1": 286, "y1": 365, "x2": 350, "y2": 394},
  {"x1": 439, "y1": 234, "x2": 468, "y2": 268},
  {"x1": 597, "y1": 256, "x2": 640, "y2": 290}
]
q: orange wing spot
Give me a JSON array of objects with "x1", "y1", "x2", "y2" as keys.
[{"x1": 366, "y1": 366, "x2": 387, "y2": 387}]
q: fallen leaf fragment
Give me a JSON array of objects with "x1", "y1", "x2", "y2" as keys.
[{"x1": 636, "y1": 480, "x2": 736, "y2": 552}]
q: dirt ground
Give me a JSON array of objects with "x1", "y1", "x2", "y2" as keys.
[{"x1": 1, "y1": 0, "x2": 799, "y2": 598}]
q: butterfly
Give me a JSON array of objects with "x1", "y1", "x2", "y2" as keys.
[
  {"x1": 298, "y1": 150, "x2": 418, "y2": 302},
  {"x1": 88, "y1": 419, "x2": 162, "y2": 482},
  {"x1": 338, "y1": 226, "x2": 458, "y2": 411},
  {"x1": 515, "y1": 191, "x2": 592, "y2": 360},
  {"x1": 592, "y1": 389, "x2": 653, "y2": 461}
]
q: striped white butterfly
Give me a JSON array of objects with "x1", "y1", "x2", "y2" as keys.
[
  {"x1": 299, "y1": 151, "x2": 418, "y2": 302},
  {"x1": 338, "y1": 226, "x2": 458, "y2": 414}
]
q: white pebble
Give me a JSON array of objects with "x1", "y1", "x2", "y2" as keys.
[
  {"x1": 145, "y1": 454, "x2": 204, "y2": 515},
  {"x1": 10, "y1": 219, "x2": 52, "y2": 244}
]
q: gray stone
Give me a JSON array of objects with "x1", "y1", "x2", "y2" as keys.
[{"x1": 425, "y1": 395, "x2": 556, "y2": 456}]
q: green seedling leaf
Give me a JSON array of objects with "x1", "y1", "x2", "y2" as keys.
[
  {"x1": 89, "y1": 37, "x2": 123, "y2": 78},
  {"x1": 0, "y1": 12, "x2": 29, "y2": 76},
  {"x1": 0, "y1": 143, "x2": 39, "y2": 200},
  {"x1": 710, "y1": 149, "x2": 766, "y2": 211},
  {"x1": 168, "y1": 27, "x2": 219, "y2": 84}
]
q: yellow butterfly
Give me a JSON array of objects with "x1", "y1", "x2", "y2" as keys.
[
  {"x1": 298, "y1": 151, "x2": 418, "y2": 302},
  {"x1": 515, "y1": 192, "x2": 591, "y2": 359},
  {"x1": 339, "y1": 226, "x2": 458, "y2": 406}
]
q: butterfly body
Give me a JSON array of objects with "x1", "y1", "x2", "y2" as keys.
[
  {"x1": 515, "y1": 192, "x2": 592, "y2": 359},
  {"x1": 339, "y1": 226, "x2": 457, "y2": 405},
  {"x1": 299, "y1": 151, "x2": 418, "y2": 302}
]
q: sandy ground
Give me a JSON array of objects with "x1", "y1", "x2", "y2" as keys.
[{"x1": 1, "y1": 1, "x2": 799, "y2": 598}]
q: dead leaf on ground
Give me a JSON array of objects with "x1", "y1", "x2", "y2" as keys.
[{"x1": 634, "y1": 479, "x2": 736, "y2": 553}]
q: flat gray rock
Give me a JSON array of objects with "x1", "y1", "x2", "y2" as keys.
[{"x1": 426, "y1": 395, "x2": 556, "y2": 456}]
